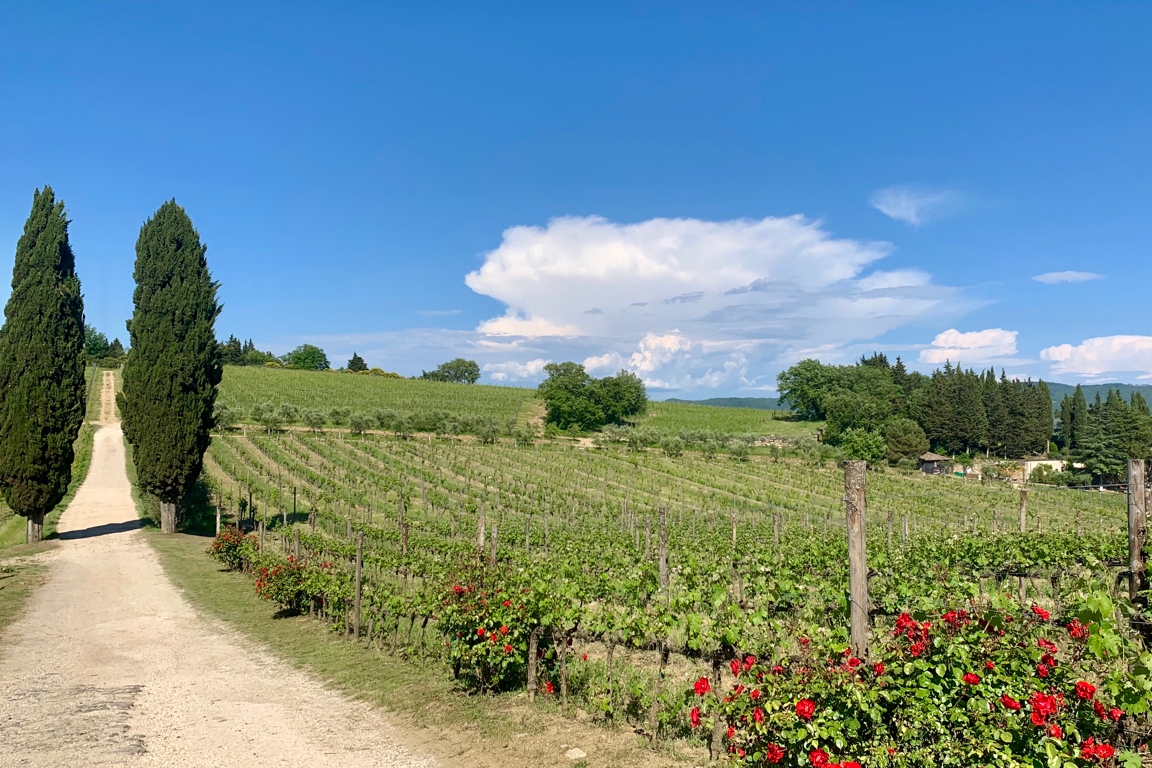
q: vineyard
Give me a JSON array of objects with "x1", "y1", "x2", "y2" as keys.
[
  {"x1": 217, "y1": 365, "x2": 536, "y2": 428},
  {"x1": 200, "y1": 417, "x2": 1151, "y2": 765},
  {"x1": 639, "y1": 400, "x2": 820, "y2": 437}
]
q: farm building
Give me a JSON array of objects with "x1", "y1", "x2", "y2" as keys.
[{"x1": 919, "y1": 452, "x2": 951, "y2": 475}]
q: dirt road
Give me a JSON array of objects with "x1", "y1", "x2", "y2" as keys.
[{"x1": 0, "y1": 372, "x2": 438, "y2": 767}]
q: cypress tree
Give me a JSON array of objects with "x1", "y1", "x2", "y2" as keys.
[
  {"x1": 0, "y1": 187, "x2": 86, "y2": 542},
  {"x1": 1070, "y1": 384, "x2": 1089, "y2": 450},
  {"x1": 118, "y1": 201, "x2": 221, "y2": 533}
]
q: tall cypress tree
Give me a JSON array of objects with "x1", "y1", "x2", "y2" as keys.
[
  {"x1": 118, "y1": 201, "x2": 221, "y2": 533},
  {"x1": 0, "y1": 188, "x2": 86, "y2": 542}
]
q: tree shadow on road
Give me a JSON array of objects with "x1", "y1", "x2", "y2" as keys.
[{"x1": 58, "y1": 519, "x2": 144, "y2": 540}]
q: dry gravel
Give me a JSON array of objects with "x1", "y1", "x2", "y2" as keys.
[{"x1": 0, "y1": 373, "x2": 439, "y2": 767}]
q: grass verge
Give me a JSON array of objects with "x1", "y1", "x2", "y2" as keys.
[{"x1": 0, "y1": 557, "x2": 51, "y2": 637}]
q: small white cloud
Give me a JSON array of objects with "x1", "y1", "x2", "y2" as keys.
[
  {"x1": 869, "y1": 186, "x2": 961, "y2": 226},
  {"x1": 482, "y1": 358, "x2": 551, "y2": 382},
  {"x1": 476, "y1": 310, "x2": 580, "y2": 337},
  {"x1": 629, "y1": 332, "x2": 693, "y2": 372},
  {"x1": 920, "y1": 328, "x2": 1018, "y2": 364},
  {"x1": 1032, "y1": 271, "x2": 1104, "y2": 285},
  {"x1": 1041, "y1": 336, "x2": 1152, "y2": 379},
  {"x1": 583, "y1": 351, "x2": 625, "y2": 372}
]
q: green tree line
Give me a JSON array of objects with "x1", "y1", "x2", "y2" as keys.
[{"x1": 777, "y1": 354, "x2": 1053, "y2": 464}]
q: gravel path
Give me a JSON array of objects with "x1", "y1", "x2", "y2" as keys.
[{"x1": 0, "y1": 372, "x2": 439, "y2": 767}]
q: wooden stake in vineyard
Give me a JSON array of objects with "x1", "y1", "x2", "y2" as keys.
[
  {"x1": 1019, "y1": 490, "x2": 1028, "y2": 603},
  {"x1": 844, "y1": 460, "x2": 869, "y2": 659},
  {"x1": 1128, "y1": 459, "x2": 1146, "y2": 603},
  {"x1": 353, "y1": 532, "x2": 363, "y2": 638}
]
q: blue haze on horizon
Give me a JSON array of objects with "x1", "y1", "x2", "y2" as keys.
[{"x1": 1, "y1": 2, "x2": 1150, "y2": 395}]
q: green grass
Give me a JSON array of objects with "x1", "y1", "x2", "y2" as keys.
[
  {"x1": 0, "y1": 557, "x2": 51, "y2": 637},
  {"x1": 219, "y1": 365, "x2": 538, "y2": 426},
  {"x1": 640, "y1": 400, "x2": 823, "y2": 437}
]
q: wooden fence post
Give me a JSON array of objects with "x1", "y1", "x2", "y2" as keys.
[
  {"x1": 1018, "y1": 489, "x2": 1028, "y2": 603},
  {"x1": 844, "y1": 461, "x2": 869, "y2": 659},
  {"x1": 1129, "y1": 459, "x2": 1146, "y2": 602},
  {"x1": 658, "y1": 508, "x2": 668, "y2": 593},
  {"x1": 354, "y1": 532, "x2": 363, "y2": 638}
]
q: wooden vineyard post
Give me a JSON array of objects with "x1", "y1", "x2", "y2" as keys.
[
  {"x1": 258, "y1": 520, "x2": 265, "y2": 553},
  {"x1": 525, "y1": 515, "x2": 531, "y2": 554},
  {"x1": 490, "y1": 525, "x2": 498, "y2": 567},
  {"x1": 346, "y1": 518, "x2": 353, "y2": 540},
  {"x1": 214, "y1": 493, "x2": 221, "y2": 537},
  {"x1": 294, "y1": 528, "x2": 301, "y2": 560},
  {"x1": 354, "y1": 532, "x2": 363, "y2": 638},
  {"x1": 477, "y1": 509, "x2": 486, "y2": 555},
  {"x1": 731, "y1": 514, "x2": 737, "y2": 548},
  {"x1": 649, "y1": 507, "x2": 671, "y2": 745},
  {"x1": 886, "y1": 508, "x2": 893, "y2": 549},
  {"x1": 293, "y1": 487, "x2": 297, "y2": 524},
  {"x1": 901, "y1": 515, "x2": 909, "y2": 543},
  {"x1": 844, "y1": 461, "x2": 869, "y2": 659},
  {"x1": 1018, "y1": 490, "x2": 1028, "y2": 603},
  {"x1": 1129, "y1": 459, "x2": 1146, "y2": 603},
  {"x1": 527, "y1": 627, "x2": 542, "y2": 701},
  {"x1": 658, "y1": 508, "x2": 668, "y2": 594},
  {"x1": 280, "y1": 476, "x2": 285, "y2": 527}
]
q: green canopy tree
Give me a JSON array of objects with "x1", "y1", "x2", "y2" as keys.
[
  {"x1": 118, "y1": 201, "x2": 221, "y2": 534},
  {"x1": 347, "y1": 351, "x2": 368, "y2": 372},
  {"x1": 0, "y1": 187, "x2": 87, "y2": 542},
  {"x1": 420, "y1": 358, "x2": 481, "y2": 384},
  {"x1": 84, "y1": 324, "x2": 111, "y2": 360},
  {"x1": 282, "y1": 344, "x2": 329, "y2": 370}
]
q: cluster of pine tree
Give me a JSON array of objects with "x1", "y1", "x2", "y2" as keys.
[
  {"x1": 1057, "y1": 386, "x2": 1152, "y2": 483},
  {"x1": 778, "y1": 354, "x2": 1052, "y2": 460},
  {"x1": 219, "y1": 335, "x2": 277, "y2": 366}
]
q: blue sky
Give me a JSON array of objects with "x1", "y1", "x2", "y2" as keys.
[{"x1": 2, "y1": 2, "x2": 1150, "y2": 395}]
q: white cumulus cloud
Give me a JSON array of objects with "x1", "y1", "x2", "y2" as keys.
[
  {"x1": 1041, "y1": 336, "x2": 1152, "y2": 379},
  {"x1": 461, "y1": 214, "x2": 967, "y2": 394},
  {"x1": 869, "y1": 186, "x2": 961, "y2": 226},
  {"x1": 482, "y1": 358, "x2": 550, "y2": 381},
  {"x1": 1032, "y1": 271, "x2": 1104, "y2": 284},
  {"x1": 920, "y1": 328, "x2": 1018, "y2": 364}
]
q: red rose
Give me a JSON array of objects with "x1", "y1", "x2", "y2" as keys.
[
  {"x1": 689, "y1": 706, "x2": 701, "y2": 728},
  {"x1": 808, "y1": 748, "x2": 829, "y2": 767},
  {"x1": 499, "y1": 625, "x2": 509, "y2": 635},
  {"x1": 731, "y1": 658, "x2": 741, "y2": 677},
  {"x1": 504, "y1": 644, "x2": 512, "y2": 653},
  {"x1": 1047, "y1": 724, "x2": 1063, "y2": 738},
  {"x1": 694, "y1": 677, "x2": 711, "y2": 696},
  {"x1": 796, "y1": 698, "x2": 816, "y2": 720},
  {"x1": 873, "y1": 662, "x2": 885, "y2": 675},
  {"x1": 1109, "y1": 707, "x2": 1123, "y2": 721},
  {"x1": 1037, "y1": 663, "x2": 1050, "y2": 678},
  {"x1": 753, "y1": 707, "x2": 764, "y2": 723},
  {"x1": 1000, "y1": 695, "x2": 1022, "y2": 710},
  {"x1": 842, "y1": 762, "x2": 863, "y2": 768},
  {"x1": 744, "y1": 655, "x2": 756, "y2": 670},
  {"x1": 985, "y1": 661, "x2": 995, "y2": 670},
  {"x1": 963, "y1": 672, "x2": 980, "y2": 685},
  {"x1": 544, "y1": 681, "x2": 554, "y2": 694},
  {"x1": 1031, "y1": 604, "x2": 1051, "y2": 621},
  {"x1": 1075, "y1": 681, "x2": 1096, "y2": 700},
  {"x1": 582, "y1": 653, "x2": 588, "y2": 661},
  {"x1": 764, "y1": 743, "x2": 785, "y2": 763},
  {"x1": 477, "y1": 628, "x2": 486, "y2": 637},
  {"x1": 726, "y1": 725, "x2": 735, "y2": 740}
]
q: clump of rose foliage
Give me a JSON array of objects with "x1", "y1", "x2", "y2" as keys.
[{"x1": 688, "y1": 593, "x2": 1150, "y2": 767}]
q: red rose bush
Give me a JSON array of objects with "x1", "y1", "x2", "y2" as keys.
[{"x1": 688, "y1": 593, "x2": 1147, "y2": 766}]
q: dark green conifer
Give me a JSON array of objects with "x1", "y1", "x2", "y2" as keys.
[
  {"x1": 347, "y1": 351, "x2": 368, "y2": 372},
  {"x1": 118, "y1": 201, "x2": 221, "y2": 533},
  {"x1": 0, "y1": 187, "x2": 86, "y2": 542}
]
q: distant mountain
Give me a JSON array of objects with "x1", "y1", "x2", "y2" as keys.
[
  {"x1": 1046, "y1": 382, "x2": 1152, "y2": 405},
  {"x1": 664, "y1": 384, "x2": 1152, "y2": 414},
  {"x1": 663, "y1": 396, "x2": 785, "y2": 410}
]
